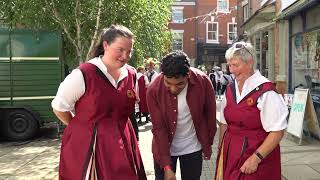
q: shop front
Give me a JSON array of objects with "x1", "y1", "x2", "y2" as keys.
[
  {"x1": 284, "y1": 1, "x2": 320, "y2": 121},
  {"x1": 286, "y1": 2, "x2": 320, "y2": 93},
  {"x1": 196, "y1": 42, "x2": 228, "y2": 71}
]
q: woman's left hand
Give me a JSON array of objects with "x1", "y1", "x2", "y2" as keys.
[{"x1": 240, "y1": 154, "x2": 261, "y2": 174}]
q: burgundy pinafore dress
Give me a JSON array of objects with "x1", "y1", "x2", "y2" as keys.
[
  {"x1": 59, "y1": 63, "x2": 147, "y2": 180},
  {"x1": 215, "y1": 82, "x2": 281, "y2": 180}
]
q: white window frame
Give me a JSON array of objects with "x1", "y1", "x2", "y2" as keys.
[
  {"x1": 171, "y1": 30, "x2": 184, "y2": 51},
  {"x1": 206, "y1": 22, "x2": 219, "y2": 43},
  {"x1": 227, "y1": 22, "x2": 237, "y2": 44},
  {"x1": 243, "y1": 2, "x2": 250, "y2": 22},
  {"x1": 171, "y1": 6, "x2": 184, "y2": 24},
  {"x1": 217, "y1": 0, "x2": 229, "y2": 13}
]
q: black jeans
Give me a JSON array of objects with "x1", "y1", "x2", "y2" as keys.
[
  {"x1": 129, "y1": 112, "x2": 139, "y2": 141},
  {"x1": 154, "y1": 150, "x2": 203, "y2": 180}
]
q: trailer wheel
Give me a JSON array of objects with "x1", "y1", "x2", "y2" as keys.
[{"x1": 3, "y1": 109, "x2": 39, "y2": 141}]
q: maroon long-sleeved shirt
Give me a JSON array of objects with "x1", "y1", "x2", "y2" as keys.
[{"x1": 146, "y1": 67, "x2": 217, "y2": 168}]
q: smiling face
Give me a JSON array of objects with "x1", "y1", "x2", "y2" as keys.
[
  {"x1": 227, "y1": 56, "x2": 253, "y2": 82},
  {"x1": 163, "y1": 75, "x2": 188, "y2": 95},
  {"x1": 103, "y1": 36, "x2": 134, "y2": 69}
]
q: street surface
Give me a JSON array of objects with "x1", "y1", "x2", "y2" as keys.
[{"x1": 0, "y1": 121, "x2": 218, "y2": 180}]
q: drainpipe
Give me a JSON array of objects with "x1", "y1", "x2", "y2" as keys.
[{"x1": 195, "y1": 0, "x2": 199, "y2": 66}]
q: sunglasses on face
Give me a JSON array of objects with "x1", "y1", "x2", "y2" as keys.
[{"x1": 234, "y1": 43, "x2": 254, "y2": 59}]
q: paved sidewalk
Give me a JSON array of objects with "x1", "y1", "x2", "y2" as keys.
[
  {"x1": 281, "y1": 134, "x2": 320, "y2": 180},
  {"x1": 0, "y1": 119, "x2": 320, "y2": 179},
  {"x1": 138, "y1": 121, "x2": 219, "y2": 180}
]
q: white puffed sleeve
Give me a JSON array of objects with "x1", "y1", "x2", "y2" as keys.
[
  {"x1": 51, "y1": 69, "x2": 85, "y2": 112},
  {"x1": 257, "y1": 91, "x2": 289, "y2": 132}
]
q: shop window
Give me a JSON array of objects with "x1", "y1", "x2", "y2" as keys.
[
  {"x1": 206, "y1": 22, "x2": 219, "y2": 43},
  {"x1": 172, "y1": 31, "x2": 183, "y2": 51},
  {"x1": 292, "y1": 31, "x2": 320, "y2": 93}
]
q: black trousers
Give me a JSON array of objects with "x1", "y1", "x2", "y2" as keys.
[
  {"x1": 129, "y1": 112, "x2": 139, "y2": 141},
  {"x1": 154, "y1": 150, "x2": 203, "y2": 180}
]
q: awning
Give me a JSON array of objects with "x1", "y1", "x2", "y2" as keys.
[{"x1": 278, "y1": 0, "x2": 319, "y2": 20}]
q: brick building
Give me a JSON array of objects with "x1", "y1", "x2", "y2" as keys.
[{"x1": 168, "y1": 0, "x2": 238, "y2": 71}]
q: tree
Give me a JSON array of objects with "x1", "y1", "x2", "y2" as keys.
[{"x1": 0, "y1": 0, "x2": 173, "y2": 67}]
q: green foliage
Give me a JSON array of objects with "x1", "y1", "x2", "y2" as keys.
[{"x1": 0, "y1": 0, "x2": 173, "y2": 68}]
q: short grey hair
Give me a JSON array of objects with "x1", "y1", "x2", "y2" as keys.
[{"x1": 225, "y1": 41, "x2": 256, "y2": 69}]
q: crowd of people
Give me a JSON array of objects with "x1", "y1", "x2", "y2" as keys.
[{"x1": 51, "y1": 24, "x2": 288, "y2": 180}]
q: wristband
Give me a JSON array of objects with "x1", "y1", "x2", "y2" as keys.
[
  {"x1": 255, "y1": 151, "x2": 264, "y2": 160},
  {"x1": 163, "y1": 165, "x2": 172, "y2": 171}
]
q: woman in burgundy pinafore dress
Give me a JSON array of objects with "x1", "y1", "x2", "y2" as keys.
[
  {"x1": 215, "y1": 41, "x2": 288, "y2": 180},
  {"x1": 52, "y1": 25, "x2": 147, "y2": 180},
  {"x1": 136, "y1": 66, "x2": 150, "y2": 123}
]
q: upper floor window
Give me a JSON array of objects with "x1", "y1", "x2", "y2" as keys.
[
  {"x1": 206, "y1": 22, "x2": 219, "y2": 43},
  {"x1": 172, "y1": 7, "x2": 184, "y2": 23},
  {"x1": 172, "y1": 30, "x2": 183, "y2": 51},
  {"x1": 243, "y1": 3, "x2": 250, "y2": 22},
  {"x1": 217, "y1": 0, "x2": 229, "y2": 12},
  {"x1": 228, "y1": 23, "x2": 237, "y2": 44}
]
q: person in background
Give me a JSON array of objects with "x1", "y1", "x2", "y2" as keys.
[
  {"x1": 215, "y1": 41, "x2": 288, "y2": 180},
  {"x1": 137, "y1": 66, "x2": 150, "y2": 124},
  {"x1": 128, "y1": 66, "x2": 140, "y2": 141},
  {"x1": 208, "y1": 68, "x2": 217, "y2": 91},
  {"x1": 147, "y1": 51, "x2": 217, "y2": 180},
  {"x1": 220, "y1": 68, "x2": 233, "y2": 95},
  {"x1": 51, "y1": 24, "x2": 146, "y2": 180},
  {"x1": 146, "y1": 59, "x2": 159, "y2": 83}
]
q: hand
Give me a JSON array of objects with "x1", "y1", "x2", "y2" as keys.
[
  {"x1": 240, "y1": 154, "x2": 261, "y2": 174},
  {"x1": 203, "y1": 154, "x2": 211, "y2": 160},
  {"x1": 203, "y1": 149, "x2": 212, "y2": 160},
  {"x1": 164, "y1": 169, "x2": 176, "y2": 180}
]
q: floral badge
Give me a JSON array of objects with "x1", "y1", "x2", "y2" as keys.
[
  {"x1": 127, "y1": 89, "x2": 135, "y2": 99},
  {"x1": 246, "y1": 97, "x2": 255, "y2": 106}
]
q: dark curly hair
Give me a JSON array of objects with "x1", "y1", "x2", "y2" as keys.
[{"x1": 160, "y1": 51, "x2": 190, "y2": 78}]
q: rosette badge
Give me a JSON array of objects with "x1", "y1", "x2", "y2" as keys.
[{"x1": 127, "y1": 89, "x2": 135, "y2": 98}]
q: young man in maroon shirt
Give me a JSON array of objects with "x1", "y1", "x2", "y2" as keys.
[{"x1": 146, "y1": 51, "x2": 217, "y2": 180}]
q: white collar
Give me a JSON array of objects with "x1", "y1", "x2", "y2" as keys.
[{"x1": 234, "y1": 70, "x2": 270, "y2": 103}]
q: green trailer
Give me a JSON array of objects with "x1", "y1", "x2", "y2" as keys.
[{"x1": 0, "y1": 28, "x2": 64, "y2": 140}]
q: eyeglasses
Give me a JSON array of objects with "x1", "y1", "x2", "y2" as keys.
[{"x1": 234, "y1": 43, "x2": 254, "y2": 59}]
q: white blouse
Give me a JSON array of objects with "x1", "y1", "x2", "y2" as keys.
[
  {"x1": 51, "y1": 57, "x2": 129, "y2": 112},
  {"x1": 219, "y1": 71, "x2": 288, "y2": 132}
]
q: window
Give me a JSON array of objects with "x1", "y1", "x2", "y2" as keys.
[
  {"x1": 172, "y1": 31, "x2": 183, "y2": 51},
  {"x1": 172, "y1": 7, "x2": 184, "y2": 23},
  {"x1": 243, "y1": 4, "x2": 250, "y2": 22},
  {"x1": 292, "y1": 31, "x2": 320, "y2": 91},
  {"x1": 228, "y1": 23, "x2": 237, "y2": 44},
  {"x1": 217, "y1": 0, "x2": 229, "y2": 12},
  {"x1": 206, "y1": 22, "x2": 219, "y2": 43}
]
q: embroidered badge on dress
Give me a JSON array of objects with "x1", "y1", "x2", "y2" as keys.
[
  {"x1": 246, "y1": 97, "x2": 254, "y2": 106},
  {"x1": 127, "y1": 89, "x2": 135, "y2": 98}
]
